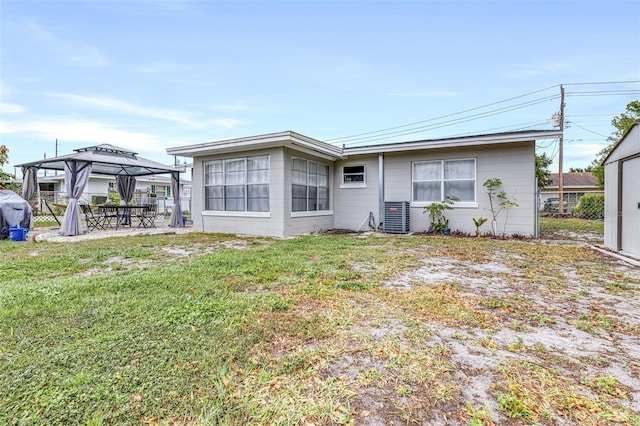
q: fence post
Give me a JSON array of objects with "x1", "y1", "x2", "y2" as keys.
[{"x1": 534, "y1": 177, "x2": 539, "y2": 239}]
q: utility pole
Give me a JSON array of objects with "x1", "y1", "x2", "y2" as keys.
[
  {"x1": 558, "y1": 85, "x2": 565, "y2": 215},
  {"x1": 55, "y1": 139, "x2": 59, "y2": 176}
]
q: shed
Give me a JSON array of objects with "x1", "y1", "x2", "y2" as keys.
[{"x1": 603, "y1": 122, "x2": 640, "y2": 259}]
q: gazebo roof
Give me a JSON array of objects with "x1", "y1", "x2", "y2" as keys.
[{"x1": 17, "y1": 144, "x2": 181, "y2": 177}]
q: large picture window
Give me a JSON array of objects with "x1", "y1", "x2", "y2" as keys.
[
  {"x1": 292, "y1": 158, "x2": 330, "y2": 212},
  {"x1": 412, "y1": 159, "x2": 476, "y2": 203},
  {"x1": 204, "y1": 155, "x2": 269, "y2": 212}
]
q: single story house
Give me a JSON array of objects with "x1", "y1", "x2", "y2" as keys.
[
  {"x1": 167, "y1": 129, "x2": 561, "y2": 238},
  {"x1": 603, "y1": 122, "x2": 640, "y2": 259},
  {"x1": 539, "y1": 172, "x2": 602, "y2": 211}
]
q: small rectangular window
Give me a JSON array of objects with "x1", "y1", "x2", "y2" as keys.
[{"x1": 342, "y1": 165, "x2": 365, "y2": 186}]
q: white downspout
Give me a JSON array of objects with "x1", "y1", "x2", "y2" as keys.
[{"x1": 378, "y1": 152, "x2": 384, "y2": 229}]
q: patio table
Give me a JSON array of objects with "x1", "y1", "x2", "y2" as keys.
[{"x1": 101, "y1": 205, "x2": 134, "y2": 230}]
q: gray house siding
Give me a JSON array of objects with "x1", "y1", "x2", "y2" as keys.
[
  {"x1": 382, "y1": 141, "x2": 535, "y2": 235},
  {"x1": 333, "y1": 154, "x2": 380, "y2": 231},
  {"x1": 168, "y1": 130, "x2": 559, "y2": 238}
]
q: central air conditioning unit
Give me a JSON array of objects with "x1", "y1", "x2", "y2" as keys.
[{"x1": 383, "y1": 201, "x2": 410, "y2": 234}]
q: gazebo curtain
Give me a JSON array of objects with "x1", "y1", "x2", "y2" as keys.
[
  {"x1": 21, "y1": 166, "x2": 38, "y2": 230},
  {"x1": 61, "y1": 160, "x2": 92, "y2": 236},
  {"x1": 21, "y1": 167, "x2": 38, "y2": 202},
  {"x1": 169, "y1": 172, "x2": 184, "y2": 227},
  {"x1": 116, "y1": 175, "x2": 136, "y2": 225}
]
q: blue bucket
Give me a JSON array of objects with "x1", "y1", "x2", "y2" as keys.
[{"x1": 9, "y1": 226, "x2": 28, "y2": 242}]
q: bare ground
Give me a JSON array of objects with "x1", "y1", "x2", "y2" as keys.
[{"x1": 316, "y1": 238, "x2": 640, "y2": 425}]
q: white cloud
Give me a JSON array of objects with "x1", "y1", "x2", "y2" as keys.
[
  {"x1": 0, "y1": 103, "x2": 26, "y2": 114},
  {"x1": 133, "y1": 62, "x2": 182, "y2": 74},
  {"x1": 388, "y1": 90, "x2": 459, "y2": 98},
  {"x1": 46, "y1": 92, "x2": 201, "y2": 126},
  {"x1": 46, "y1": 92, "x2": 245, "y2": 130},
  {"x1": 211, "y1": 100, "x2": 249, "y2": 112},
  {"x1": 24, "y1": 19, "x2": 109, "y2": 67},
  {"x1": 207, "y1": 118, "x2": 245, "y2": 129},
  {"x1": 0, "y1": 119, "x2": 166, "y2": 153}
]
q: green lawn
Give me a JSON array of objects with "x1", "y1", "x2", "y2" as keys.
[{"x1": 1, "y1": 232, "x2": 638, "y2": 425}]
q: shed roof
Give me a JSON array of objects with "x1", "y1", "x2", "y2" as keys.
[
  {"x1": 603, "y1": 122, "x2": 640, "y2": 165},
  {"x1": 17, "y1": 144, "x2": 182, "y2": 177}
]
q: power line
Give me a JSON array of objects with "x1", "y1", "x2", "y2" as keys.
[
  {"x1": 562, "y1": 80, "x2": 640, "y2": 86},
  {"x1": 566, "y1": 121, "x2": 609, "y2": 138},
  {"x1": 566, "y1": 89, "x2": 640, "y2": 97},
  {"x1": 338, "y1": 95, "x2": 560, "y2": 146},
  {"x1": 326, "y1": 84, "x2": 559, "y2": 143},
  {"x1": 327, "y1": 80, "x2": 637, "y2": 147},
  {"x1": 449, "y1": 119, "x2": 551, "y2": 138},
  {"x1": 536, "y1": 138, "x2": 559, "y2": 149}
]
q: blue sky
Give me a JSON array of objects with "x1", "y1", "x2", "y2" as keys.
[{"x1": 1, "y1": 0, "x2": 639, "y2": 177}]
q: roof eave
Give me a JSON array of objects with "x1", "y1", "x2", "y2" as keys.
[
  {"x1": 343, "y1": 130, "x2": 562, "y2": 155},
  {"x1": 167, "y1": 131, "x2": 344, "y2": 161}
]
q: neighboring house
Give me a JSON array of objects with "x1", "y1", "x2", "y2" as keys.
[
  {"x1": 603, "y1": 122, "x2": 640, "y2": 259},
  {"x1": 37, "y1": 173, "x2": 191, "y2": 214},
  {"x1": 167, "y1": 130, "x2": 560, "y2": 238},
  {"x1": 539, "y1": 172, "x2": 602, "y2": 211}
]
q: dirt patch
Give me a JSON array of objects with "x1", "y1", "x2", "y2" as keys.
[{"x1": 323, "y1": 239, "x2": 640, "y2": 425}]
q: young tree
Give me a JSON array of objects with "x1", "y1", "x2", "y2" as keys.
[
  {"x1": 0, "y1": 145, "x2": 15, "y2": 189},
  {"x1": 590, "y1": 100, "x2": 640, "y2": 188},
  {"x1": 535, "y1": 153, "x2": 553, "y2": 191}
]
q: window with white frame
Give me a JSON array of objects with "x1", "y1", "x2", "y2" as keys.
[
  {"x1": 412, "y1": 159, "x2": 476, "y2": 203},
  {"x1": 204, "y1": 155, "x2": 270, "y2": 212},
  {"x1": 292, "y1": 158, "x2": 330, "y2": 212},
  {"x1": 342, "y1": 165, "x2": 366, "y2": 186}
]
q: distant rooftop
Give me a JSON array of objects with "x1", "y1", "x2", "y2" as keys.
[{"x1": 548, "y1": 172, "x2": 598, "y2": 188}]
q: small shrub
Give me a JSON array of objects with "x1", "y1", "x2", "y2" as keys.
[
  {"x1": 107, "y1": 192, "x2": 121, "y2": 205},
  {"x1": 574, "y1": 194, "x2": 604, "y2": 219}
]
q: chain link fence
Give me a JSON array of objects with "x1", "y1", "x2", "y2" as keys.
[{"x1": 538, "y1": 191, "x2": 604, "y2": 244}]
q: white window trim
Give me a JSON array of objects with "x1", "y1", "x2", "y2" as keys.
[
  {"x1": 411, "y1": 158, "x2": 477, "y2": 205},
  {"x1": 204, "y1": 155, "x2": 270, "y2": 213},
  {"x1": 340, "y1": 164, "x2": 366, "y2": 188},
  {"x1": 411, "y1": 201, "x2": 478, "y2": 209},
  {"x1": 202, "y1": 210, "x2": 270, "y2": 218},
  {"x1": 291, "y1": 156, "x2": 331, "y2": 213},
  {"x1": 291, "y1": 210, "x2": 334, "y2": 218}
]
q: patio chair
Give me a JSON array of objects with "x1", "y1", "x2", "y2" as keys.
[
  {"x1": 101, "y1": 205, "x2": 120, "y2": 229},
  {"x1": 81, "y1": 204, "x2": 105, "y2": 231},
  {"x1": 137, "y1": 204, "x2": 157, "y2": 228}
]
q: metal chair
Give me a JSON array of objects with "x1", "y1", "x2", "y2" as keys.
[
  {"x1": 137, "y1": 204, "x2": 157, "y2": 228},
  {"x1": 101, "y1": 205, "x2": 120, "y2": 229},
  {"x1": 80, "y1": 204, "x2": 105, "y2": 231}
]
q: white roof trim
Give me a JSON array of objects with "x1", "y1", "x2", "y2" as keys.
[
  {"x1": 167, "y1": 131, "x2": 344, "y2": 160},
  {"x1": 343, "y1": 130, "x2": 562, "y2": 155},
  {"x1": 167, "y1": 129, "x2": 562, "y2": 160}
]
